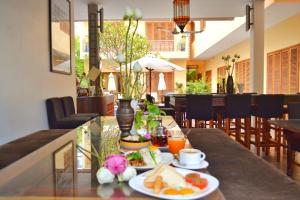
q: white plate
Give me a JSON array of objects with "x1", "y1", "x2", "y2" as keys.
[
  {"x1": 129, "y1": 168, "x2": 219, "y2": 200},
  {"x1": 129, "y1": 153, "x2": 174, "y2": 170},
  {"x1": 172, "y1": 160, "x2": 209, "y2": 170}
]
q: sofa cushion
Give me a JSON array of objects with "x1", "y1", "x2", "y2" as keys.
[
  {"x1": 71, "y1": 113, "x2": 99, "y2": 119},
  {"x1": 55, "y1": 116, "x2": 90, "y2": 129},
  {"x1": 61, "y1": 96, "x2": 76, "y2": 117},
  {"x1": 46, "y1": 98, "x2": 66, "y2": 129}
]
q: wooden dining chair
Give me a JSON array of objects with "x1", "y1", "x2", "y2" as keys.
[
  {"x1": 224, "y1": 94, "x2": 252, "y2": 148},
  {"x1": 185, "y1": 94, "x2": 214, "y2": 128},
  {"x1": 251, "y1": 94, "x2": 284, "y2": 161}
]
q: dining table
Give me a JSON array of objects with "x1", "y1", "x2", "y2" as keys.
[
  {"x1": 268, "y1": 119, "x2": 300, "y2": 176},
  {"x1": 168, "y1": 93, "x2": 300, "y2": 126},
  {"x1": 0, "y1": 116, "x2": 225, "y2": 200}
]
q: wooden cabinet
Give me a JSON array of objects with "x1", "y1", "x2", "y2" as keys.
[
  {"x1": 267, "y1": 44, "x2": 300, "y2": 94},
  {"x1": 77, "y1": 95, "x2": 114, "y2": 116}
]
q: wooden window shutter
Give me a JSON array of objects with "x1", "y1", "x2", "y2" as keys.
[
  {"x1": 290, "y1": 47, "x2": 299, "y2": 93},
  {"x1": 273, "y1": 52, "x2": 281, "y2": 94},
  {"x1": 267, "y1": 54, "x2": 274, "y2": 94},
  {"x1": 235, "y1": 59, "x2": 250, "y2": 92},
  {"x1": 281, "y1": 50, "x2": 289, "y2": 94},
  {"x1": 245, "y1": 60, "x2": 250, "y2": 92},
  {"x1": 205, "y1": 70, "x2": 212, "y2": 88},
  {"x1": 145, "y1": 22, "x2": 154, "y2": 40}
]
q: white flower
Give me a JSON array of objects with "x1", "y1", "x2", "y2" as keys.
[
  {"x1": 124, "y1": 7, "x2": 134, "y2": 19},
  {"x1": 117, "y1": 53, "x2": 125, "y2": 64},
  {"x1": 134, "y1": 8, "x2": 143, "y2": 20},
  {"x1": 137, "y1": 128, "x2": 147, "y2": 136},
  {"x1": 133, "y1": 61, "x2": 142, "y2": 72},
  {"x1": 117, "y1": 166, "x2": 137, "y2": 182},
  {"x1": 96, "y1": 167, "x2": 115, "y2": 184}
]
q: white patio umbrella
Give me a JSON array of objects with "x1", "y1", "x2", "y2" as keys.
[
  {"x1": 107, "y1": 73, "x2": 116, "y2": 91},
  {"x1": 119, "y1": 54, "x2": 185, "y2": 93}
]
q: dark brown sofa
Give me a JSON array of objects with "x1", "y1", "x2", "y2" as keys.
[
  {"x1": 185, "y1": 128, "x2": 300, "y2": 200},
  {"x1": 46, "y1": 96, "x2": 98, "y2": 129}
]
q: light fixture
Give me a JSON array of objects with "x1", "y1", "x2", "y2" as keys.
[
  {"x1": 173, "y1": 0, "x2": 190, "y2": 33},
  {"x1": 245, "y1": 4, "x2": 253, "y2": 31}
]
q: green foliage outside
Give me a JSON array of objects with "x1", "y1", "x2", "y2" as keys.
[
  {"x1": 99, "y1": 21, "x2": 150, "y2": 66},
  {"x1": 186, "y1": 69, "x2": 197, "y2": 82},
  {"x1": 186, "y1": 76, "x2": 211, "y2": 94},
  {"x1": 75, "y1": 36, "x2": 89, "y2": 88}
]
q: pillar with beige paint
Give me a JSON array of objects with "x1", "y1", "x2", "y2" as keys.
[{"x1": 250, "y1": 0, "x2": 265, "y2": 94}]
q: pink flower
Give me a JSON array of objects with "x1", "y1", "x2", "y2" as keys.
[
  {"x1": 144, "y1": 133, "x2": 151, "y2": 139},
  {"x1": 104, "y1": 154, "x2": 128, "y2": 175}
]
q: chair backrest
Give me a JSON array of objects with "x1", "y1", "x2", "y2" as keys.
[
  {"x1": 186, "y1": 94, "x2": 213, "y2": 121},
  {"x1": 288, "y1": 103, "x2": 300, "y2": 119},
  {"x1": 46, "y1": 98, "x2": 66, "y2": 128},
  {"x1": 146, "y1": 94, "x2": 155, "y2": 104},
  {"x1": 225, "y1": 94, "x2": 252, "y2": 119},
  {"x1": 254, "y1": 94, "x2": 285, "y2": 118},
  {"x1": 61, "y1": 96, "x2": 75, "y2": 116},
  {"x1": 164, "y1": 96, "x2": 170, "y2": 107}
]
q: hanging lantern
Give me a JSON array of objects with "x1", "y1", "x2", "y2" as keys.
[{"x1": 173, "y1": 0, "x2": 190, "y2": 33}]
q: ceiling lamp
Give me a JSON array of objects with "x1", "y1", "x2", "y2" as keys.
[{"x1": 173, "y1": 0, "x2": 190, "y2": 33}]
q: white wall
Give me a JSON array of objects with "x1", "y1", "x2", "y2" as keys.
[{"x1": 0, "y1": 0, "x2": 76, "y2": 145}]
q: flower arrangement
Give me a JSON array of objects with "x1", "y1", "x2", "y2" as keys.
[
  {"x1": 96, "y1": 154, "x2": 137, "y2": 184},
  {"x1": 221, "y1": 54, "x2": 240, "y2": 76},
  {"x1": 116, "y1": 8, "x2": 145, "y2": 100}
]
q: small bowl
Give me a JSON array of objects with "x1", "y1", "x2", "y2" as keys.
[{"x1": 120, "y1": 139, "x2": 150, "y2": 151}]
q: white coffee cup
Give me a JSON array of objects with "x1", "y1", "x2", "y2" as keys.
[{"x1": 179, "y1": 149, "x2": 206, "y2": 166}]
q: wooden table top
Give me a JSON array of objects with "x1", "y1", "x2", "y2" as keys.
[
  {"x1": 269, "y1": 119, "x2": 300, "y2": 133},
  {"x1": 0, "y1": 116, "x2": 225, "y2": 200}
]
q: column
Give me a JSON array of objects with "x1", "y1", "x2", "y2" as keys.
[
  {"x1": 88, "y1": 4, "x2": 100, "y2": 89},
  {"x1": 249, "y1": 0, "x2": 265, "y2": 94}
]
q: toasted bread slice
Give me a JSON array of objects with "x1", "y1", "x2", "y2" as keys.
[{"x1": 145, "y1": 164, "x2": 187, "y2": 189}]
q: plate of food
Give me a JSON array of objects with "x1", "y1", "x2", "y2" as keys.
[
  {"x1": 125, "y1": 146, "x2": 174, "y2": 170},
  {"x1": 129, "y1": 164, "x2": 219, "y2": 200}
]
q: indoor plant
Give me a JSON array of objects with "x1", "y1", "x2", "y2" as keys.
[
  {"x1": 116, "y1": 8, "x2": 145, "y2": 137},
  {"x1": 221, "y1": 54, "x2": 240, "y2": 94}
]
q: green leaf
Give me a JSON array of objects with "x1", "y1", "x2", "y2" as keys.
[
  {"x1": 149, "y1": 150, "x2": 157, "y2": 165},
  {"x1": 126, "y1": 151, "x2": 142, "y2": 161}
]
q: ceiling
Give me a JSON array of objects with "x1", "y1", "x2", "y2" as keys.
[
  {"x1": 75, "y1": 0, "x2": 250, "y2": 21},
  {"x1": 195, "y1": 2, "x2": 300, "y2": 59}
]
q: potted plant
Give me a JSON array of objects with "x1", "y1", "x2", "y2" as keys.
[
  {"x1": 115, "y1": 8, "x2": 144, "y2": 137},
  {"x1": 221, "y1": 54, "x2": 240, "y2": 94}
]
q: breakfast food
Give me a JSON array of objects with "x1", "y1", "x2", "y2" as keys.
[
  {"x1": 145, "y1": 164, "x2": 187, "y2": 189},
  {"x1": 185, "y1": 173, "x2": 208, "y2": 190},
  {"x1": 143, "y1": 165, "x2": 209, "y2": 196},
  {"x1": 126, "y1": 146, "x2": 162, "y2": 167}
]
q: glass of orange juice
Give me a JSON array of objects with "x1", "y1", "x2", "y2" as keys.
[{"x1": 167, "y1": 134, "x2": 186, "y2": 155}]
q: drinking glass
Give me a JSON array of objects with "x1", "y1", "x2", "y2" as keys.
[{"x1": 167, "y1": 134, "x2": 186, "y2": 155}]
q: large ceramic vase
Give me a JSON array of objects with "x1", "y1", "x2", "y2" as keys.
[
  {"x1": 116, "y1": 99, "x2": 134, "y2": 138},
  {"x1": 226, "y1": 75, "x2": 234, "y2": 94}
]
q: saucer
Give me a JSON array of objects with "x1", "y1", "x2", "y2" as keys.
[{"x1": 172, "y1": 159, "x2": 209, "y2": 170}]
